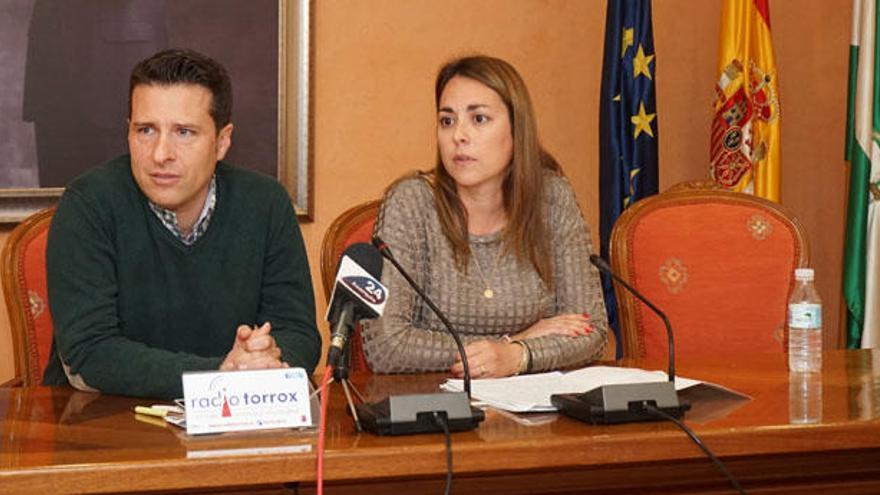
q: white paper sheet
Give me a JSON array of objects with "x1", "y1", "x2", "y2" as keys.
[{"x1": 441, "y1": 366, "x2": 741, "y2": 413}]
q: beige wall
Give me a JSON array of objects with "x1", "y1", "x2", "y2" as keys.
[
  {"x1": 301, "y1": 0, "x2": 850, "y2": 351},
  {"x1": 0, "y1": 0, "x2": 851, "y2": 384}
]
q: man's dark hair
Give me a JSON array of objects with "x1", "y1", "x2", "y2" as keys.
[{"x1": 129, "y1": 48, "x2": 232, "y2": 131}]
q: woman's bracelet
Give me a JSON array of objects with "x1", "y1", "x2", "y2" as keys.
[{"x1": 511, "y1": 340, "x2": 530, "y2": 375}]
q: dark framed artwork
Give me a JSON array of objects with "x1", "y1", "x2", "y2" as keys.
[{"x1": 0, "y1": 0, "x2": 312, "y2": 222}]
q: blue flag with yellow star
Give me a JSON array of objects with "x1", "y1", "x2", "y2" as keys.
[{"x1": 599, "y1": 0, "x2": 659, "y2": 358}]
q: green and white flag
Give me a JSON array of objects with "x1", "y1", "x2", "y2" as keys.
[{"x1": 845, "y1": 0, "x2": 880, "y2": 348}]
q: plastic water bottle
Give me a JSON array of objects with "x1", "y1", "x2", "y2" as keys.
[{"x1": 788, "y1": 268, "x2": 822, "y2": 373}]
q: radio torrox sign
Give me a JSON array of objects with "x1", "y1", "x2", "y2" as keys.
[{"x1": 182, "y1": 368, "x2": 312, "y2": 434}]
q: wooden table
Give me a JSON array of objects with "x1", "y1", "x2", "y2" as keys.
[{"x1": 2, "y1": 350, "x2": 880, "y2": 494}]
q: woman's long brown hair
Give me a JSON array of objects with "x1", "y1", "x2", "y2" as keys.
[{"x1": 431, "y1": 55, "x2": 560, "y2": 289}]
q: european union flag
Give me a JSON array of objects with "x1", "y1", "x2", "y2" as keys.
[{"x1": 599, "y1": 0, "x2": 659, "y2": 357}]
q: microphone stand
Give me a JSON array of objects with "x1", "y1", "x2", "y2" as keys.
[
  {"x1": 550, "y1": 254, "x2": 689, "y2": 424},
  {"x1": 331, "y1": 342, "x2": 367, "y2": 432},
  {"x1": 592, "y1": 255, "x2": 675, "y2": 382},
  {"x1": 325, "y1": 243, "x2": 387, "y2": 433},
  {"x1": 374, "y1": 240, "x2": 472, "y2": 398},
  {"x1": 352, "y1": 237, "x2": 484, "y2": 435}
]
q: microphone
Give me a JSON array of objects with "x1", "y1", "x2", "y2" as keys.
[
  {"x1": 372, "y1": 236, "x2": 473, "y2": 397},
  {"x1": 326, "y1": 243, "x2": 387, "y2": 370},
  {"x1": 550, "y1": 254, "x2": 689, "y2": 424},
  {"x1": 590, "y1": 254, "x2": 676, "y2": 381},
  {"x1": 353, "y1": 236, "x2": 485, "y2": 436}
]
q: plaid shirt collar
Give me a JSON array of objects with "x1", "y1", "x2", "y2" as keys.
[{"x1": 148, "y1": 175, "x2": 217, "y2": 246}]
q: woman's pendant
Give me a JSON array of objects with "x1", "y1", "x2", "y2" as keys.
[{"x1": 483, "y1": 288, "x2": 494, "y2": 299}]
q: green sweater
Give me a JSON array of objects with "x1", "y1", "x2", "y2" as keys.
[{"x1": 43, "y1": 156, "x2": 320, "y2": 398}]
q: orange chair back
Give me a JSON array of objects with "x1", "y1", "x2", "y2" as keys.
[
  {"x1": 320, "y1": 200, "x2": 381, "y2": 372},
  {"x1": 609, "y1": 186, "x2": 808, "y2": 360},
  {"x1": 1, "y1": 208, "x2": 56, "y2": 387}
]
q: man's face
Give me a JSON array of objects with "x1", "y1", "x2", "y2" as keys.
[{"x1": 128, "y1": 83, "x2": 232, "y2": 230}]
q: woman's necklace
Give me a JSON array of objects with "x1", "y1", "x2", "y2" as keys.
[
  {"x1": 467, "y1": 205, "x2": 506, "y2": 299},
  {"x1": 472, "y1": 251, "x2": 499, "y2": 299}
]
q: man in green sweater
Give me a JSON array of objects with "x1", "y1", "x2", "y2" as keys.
[{"x1": 43, "y1": 49, "x2": 321, "y2": 398}]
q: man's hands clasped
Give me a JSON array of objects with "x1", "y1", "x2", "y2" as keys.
[{"x1": 220, "y1": 322, "x2": 288, "y2": 371}]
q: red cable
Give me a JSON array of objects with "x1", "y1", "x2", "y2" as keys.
[{"x1": 316, "y1": 364, "x2": 332, "y2": 495}]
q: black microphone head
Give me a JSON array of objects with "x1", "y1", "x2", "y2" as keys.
[
  {"x1": 589, "y1": 254, "x2": 609, "y2": 271},
  {"x1": 337, "y1": 242, "x2": 383, "y2": 278},
  {"x1": 327, "y1": 242, "x2": 387, "y2": 324}
]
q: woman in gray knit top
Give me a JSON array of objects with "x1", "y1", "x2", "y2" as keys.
[{"x1": 362, "y1": 56, "x2": 608, "y2": 378}]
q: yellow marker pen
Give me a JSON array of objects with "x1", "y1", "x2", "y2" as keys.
[
  {"x1": 134, "y1": 413, "x2": 167, "y2": 428},
  {"x1": 134, "y1": 405, "x2": 168, "y2": 418}
]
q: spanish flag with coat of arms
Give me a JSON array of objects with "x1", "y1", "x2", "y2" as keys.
[{"x1": 710, "y1": 0, "x2": 781, "y2": 202}]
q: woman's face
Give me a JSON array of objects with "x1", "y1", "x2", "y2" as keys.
[{"x1": 437, "y1": 76, "x2": 513, "y2": 196}]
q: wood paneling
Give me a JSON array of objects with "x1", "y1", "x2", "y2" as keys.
[
  {"x1": 2, "y1": 351, "x2": 880, "y2": 494},
  {"x1": 0, "y1": 229, "x2": 14, "y2": 383}
]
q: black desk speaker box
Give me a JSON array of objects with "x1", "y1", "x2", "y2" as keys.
[
  {"x1": 356, "y1": 392, "x2": 485, "y2": 436},
  {"x1": 551, "y1": 381, "x2": 690, "y2": 424}
]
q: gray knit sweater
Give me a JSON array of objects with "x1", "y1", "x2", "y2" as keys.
[{"x1": 362, "y1": 172, "x2": 608, "y2": 373}]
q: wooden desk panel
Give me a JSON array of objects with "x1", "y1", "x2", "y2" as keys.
[{"x1": 2, "y1": 350, "x2": 880, "y2": 494}]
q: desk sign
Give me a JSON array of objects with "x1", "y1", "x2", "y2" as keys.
[{"x1": 181, "y1": 368, "x2": 312, "y2": 435}]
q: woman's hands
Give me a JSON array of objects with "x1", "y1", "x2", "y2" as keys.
[
  {"x1": 448, "y1": 313, "x2": 593, "y2": 378},
  {"x1": 511, "y1": 313, "x2": 593, "y2": 340},
  {"x1": 450, "y1": 340, "x2": 523, "y2": 378}
]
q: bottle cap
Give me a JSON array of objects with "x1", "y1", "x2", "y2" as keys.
[{"x1": 795, "y1": 268, "x2": 814, "y2": 281}]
